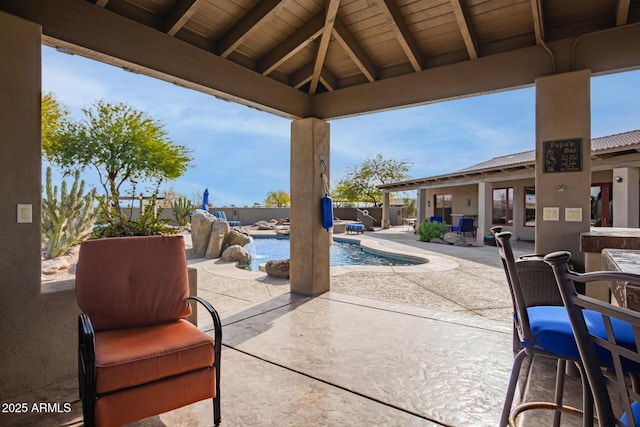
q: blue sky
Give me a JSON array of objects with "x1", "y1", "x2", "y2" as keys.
[{"x1": 42, "y1": 46, "x2": 640, "y2": 207}]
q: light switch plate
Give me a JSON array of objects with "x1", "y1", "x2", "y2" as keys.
[{"x1": 17, "y1": 204, "x2": 32, "y2": 223}]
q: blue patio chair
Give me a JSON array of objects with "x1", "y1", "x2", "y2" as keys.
[
  {"x1": 545, "y1": 251, "x2": 640, "y2": 427},
  {"x1": 429, "y1": 215, "x2": 442, "y2": 223},
  {"x1": 493, "y1": 230, "x2": 593, "y2": 427},
  {"x1": 214, "y1": 211, "x2": 240, "y2": 227},
  {"x1": 451, "y1": 217, "x2": 474, "y2": 236}
]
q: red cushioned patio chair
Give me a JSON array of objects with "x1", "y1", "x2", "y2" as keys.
[{"x1": 76, "y1": 235, "x2": 221, "y2": 427}]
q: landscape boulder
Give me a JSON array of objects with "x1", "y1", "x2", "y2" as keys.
[
  {"x1": 443, "y1": 232, "x2": 470, "y2": 246},
  {"x1": 191, "y1": 209, "x2": 216, "y2": 257},
  {"x1": 221, "y1": 245, "x2": 252, "y2": 267},
  {"x1": 205, "y1": 219, "x2": 231, "y2": 259},
  {"x1": 265, "y1": 259, "x2": 290, "y2": 279},
  {"x1": 254, "y1": 220, "x2": 276, "y2": 230},
  {"x1": 224, "y1": 228, "x2": 251, "y2": 248}
]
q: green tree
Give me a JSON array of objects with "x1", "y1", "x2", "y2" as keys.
[
  {"x1": 42, "y1": 92, "x2": 68, "y2": 155},
  {"x1": 44, "y1": 100, "x2": 193, "y2": 214},
  {"x1": 265, "y1": 190, "x2": 290, "y2": 207},
  {"x1": 333, "y1": 154, "x2": 411, "y2": 206},
  {"x1": 403, "y1": 197, "x2": 416, "y2": 217}
]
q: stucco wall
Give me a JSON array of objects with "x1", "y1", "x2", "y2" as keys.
[{"x1": 0, "y1": 12, "x2": 79, "y2": 399}]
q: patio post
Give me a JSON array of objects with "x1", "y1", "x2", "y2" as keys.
[
  {"x1": 535, "y1": 70, "x2": 591, "y2": 270},
  {"x1": 382, "y1": 191, "x2": 390, "y2": 228},
  {"x1": 290, "y1": 118, "x2": 331, "y2": 296},
  {"x1": 612, "y1": 167, "x2": 639, "y2": 227}
]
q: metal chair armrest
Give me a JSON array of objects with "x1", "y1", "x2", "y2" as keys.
[{"x1": 78, "y1": 313, "x2": 96, "y2": 426}]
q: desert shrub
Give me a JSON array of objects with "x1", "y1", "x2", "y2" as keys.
[
  {"x1": 93, "y1": 181, "x2": 175, "y2": 238},
  {"x1": 417, "y1": 220, "x2": 449, "y2": 242},
  {"x1": 171, "y1": 196, "x2": 193, "y2": 226}
]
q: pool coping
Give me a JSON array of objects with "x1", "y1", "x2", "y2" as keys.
[{"x1": 188, "y1": 229, "x2": 460, "y2": 280}]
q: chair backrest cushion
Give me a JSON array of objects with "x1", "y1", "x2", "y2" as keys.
[
  {"x1": 460, "y1": 217, "x2": 474, "y2": 231},
  {"x1": 76, "y1": 235, "x2": 192, "y2": 331}
]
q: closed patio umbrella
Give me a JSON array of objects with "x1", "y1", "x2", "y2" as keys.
[{"x1": 202, "y1": 188, "x2": 209, "y2": 210}]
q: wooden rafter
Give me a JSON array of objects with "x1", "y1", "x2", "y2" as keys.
[
  {"x1": 95, "y1": 0, "x2": 108, "y2": 6},
  {"x1": 530, "y1": 0, "x2": 545, "y2": 44},
  {"x1": 258, "y1": 12, "x2": 324, "y2": 75},
  {"x1": 217, "y1": 0, "x2": 284, "y2": 58},
  {"x1": 292, "y1": 62, "x2": 314, "y2": 89},
  {"x1": 377, "y1": 0, "x2": 423, "y2": 71},
  {"x1": 450, "y1": 0, "x2": 478, "y2": 59},
  {"x1": 163, "y1": 0, "x2": 206, "y2": 36},
  {"x1": 332, "y1": 17, "x2": 377, "y2": 82},
  {"x1": 309, "y1": 0, "x2": 340, "y2": 94},
  {"x1": 616, "y1": 0, "x2": 630, "y2": 26},
  {"x1": 292, "y1": 60, "x2": 337, "y2": 91}
]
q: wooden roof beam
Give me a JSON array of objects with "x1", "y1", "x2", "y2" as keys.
[
  {"x1": 163, "y1": 0, "x2": 206, "y2": 36},
  {"x1": 258, "y1": 12, "x2": 324, "y2": 75},
  {"x1": 309, "y1": 0, "x2": 340, "y2": 94},
  {"x1": 377, "y1": 0, "x2": 423, "y2": 71},
  {"x1": 95, "y1": 0, "x2": 109, "y2": 7},
  {"x1": 332, "y1": 17, "x2": 377, "y2": 82},
  {"x1": 616, "y1": 0, "x2": 630, "y2": 26},
  {"x1": 216, "y1": 0, "x2": 284, "y2": 58},
  {"x1": 450, "y1": 0, "x2": 478, "y2": 59},
  {"x1": 292, "y1": 61, "x2": 337, "y2": 91}
]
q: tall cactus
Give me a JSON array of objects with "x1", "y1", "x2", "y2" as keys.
[{"x1": 42, "y1": 167, "x2": 97, "y2": 259}]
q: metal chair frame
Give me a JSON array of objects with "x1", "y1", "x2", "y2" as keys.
[
  {"x1": 78, "y1": 296, "x2": 222, "y2": 427},
  {"x1": 545, "y1": 251, "x2": 640, "y2": 427},
  {"x1": 492, "y1": 228, "x2": 593, "y2": 426}
]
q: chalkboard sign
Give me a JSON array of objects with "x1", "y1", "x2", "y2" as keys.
[{"x1": 543, "y1": 138, "x2": 582, "y2": 173}]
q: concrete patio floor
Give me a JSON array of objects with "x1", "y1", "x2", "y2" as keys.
[{"x1": 2, "y1": 227, "x2": 588, "y2": 426}]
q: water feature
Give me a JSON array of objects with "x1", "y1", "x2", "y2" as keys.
[{"x1": 244, "y1": 236, "x2": 422, "y2": 271}]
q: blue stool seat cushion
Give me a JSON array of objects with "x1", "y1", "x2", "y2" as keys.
[
  {"x1": 621, "y1": 401, "x2": 640, "y2": 425},
  {"x1": 347, "y1": 224, "x2": 364, "y2": 230},
  {"x1": 527, "y1": 306, "x2": 638, "y2": 370}
]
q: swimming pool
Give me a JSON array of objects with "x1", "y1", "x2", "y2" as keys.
[{"x1": 245, "y1": 236, "x2": 421, "y2": 271}]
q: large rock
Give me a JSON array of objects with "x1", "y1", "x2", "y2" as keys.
[
  {"x1": 254, "y1": 220, "x2": 275, "y2": 230},
  {"x1": 443, "y1": 232, "x2": 470, "y2": 246},
  {"x1": 221, "y1": 245, "x2": 252, "y2": 267},
  {"x1": 191, "y1": 209, "x2": 215, "y2": 257},
  {"x1": 265, "y1": 259, "x2": 290, "y2": 279},
  {"x1": 205, "y1": 219, "x2": 231, "y2": 259},
  {"x1": 224, "y1": 228, "x2": 251, "y2": 248}
]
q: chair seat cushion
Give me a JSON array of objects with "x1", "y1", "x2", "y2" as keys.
[
  {"x1": 95, "y1": 319, "x2": 214, "y2": 394},
  {"x1": 621, "y1": 401, "x2": 640, "y2": 425},
  {"x1": 528, "y1": 306, "x2": 638, "y2": 368}
]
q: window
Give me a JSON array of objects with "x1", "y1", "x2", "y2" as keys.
[
  {"x1": 434, "y1": 194, "x2": 452, "y2": 224},
  {"x1": 492, "y1": 188, "x2": 513, "y2": 226},
  {"x1": 524, "y1": 187, "x2": 535, "y2": 227}
]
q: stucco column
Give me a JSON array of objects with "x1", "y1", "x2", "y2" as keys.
[
  {"x1": 535, "y1": 70, "x2": 591, "y2": 270},
  {"x1": 290, "y1": 118, "x2": 331, "y2": 296},
  {"x1": 0, "y1": 11, "x2": 79, "y2": 398},
  {"x1": 612, "y1": 167, "x2": 639, "y2": 228},
  {"x1": 382, "y1": 191, "x2": 390, "y2": 228},
  {"x1": 417, "y1": 188, "x2": 427, "y2": 227},
  {"x1": 477, "y1": 181, "x2": 492, "y2": 240}
]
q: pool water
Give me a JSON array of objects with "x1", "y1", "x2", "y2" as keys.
[{"x1": 245, "y1": 237, "x2": 420, "y2": 271}]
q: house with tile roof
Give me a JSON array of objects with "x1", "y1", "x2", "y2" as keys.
[{"x1": 379, "y1": 130, "x2": 640, "y2": 242}]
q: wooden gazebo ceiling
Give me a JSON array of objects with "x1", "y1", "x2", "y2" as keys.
[{"x1": 2, "y1": 0, "x2": 640, "y2": 119}]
